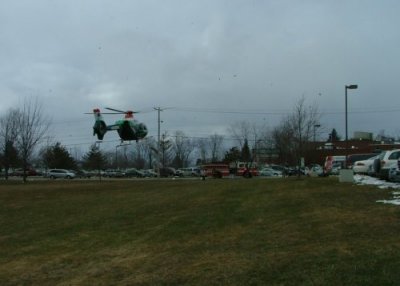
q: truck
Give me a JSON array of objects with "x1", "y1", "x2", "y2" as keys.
[{"x1": 324, "y1": 155, "x2": 346, "y2": 175}]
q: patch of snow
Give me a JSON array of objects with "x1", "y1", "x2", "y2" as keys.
[
  {"x1": 354, "y1": 174, "x2": 400, "y2": 189},
  {"x1": 353, "y1": 174, "x2": 400, "y2": 205},
  {"x1": 376, "y1": 199, "x2": 400, "y2": 205}
]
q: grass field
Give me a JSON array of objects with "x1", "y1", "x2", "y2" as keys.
[{"x1": 1, "y1": 177, "x2": 400, "y2": 285}]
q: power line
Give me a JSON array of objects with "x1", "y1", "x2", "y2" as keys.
[
  {"x1": 38, "y1": 104, "x2": 400, "y2": 149},
  {"x1": 172, "y1": 106, "x2": 400, "y2": 115},
  {"x1": 321, "y1": 108, "x2": 400, "y2": 115},
  {"x1": 47, "y1": 106, "x2": 400, "y2": 127},
  {"x1": 172, "y1": 107, "x2": 290, "y2": 115}
]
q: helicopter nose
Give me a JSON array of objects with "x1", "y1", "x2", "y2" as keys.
[{"x1": 139, "y1": 123, "x2": 148, "y2": 136}]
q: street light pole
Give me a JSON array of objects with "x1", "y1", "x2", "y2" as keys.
[
  {"x1": 345, "y1": 84, "x2": 358, "y2": 168},
  {"x1": 313, "y1": 124, "x2": 321, "y2": 143}
]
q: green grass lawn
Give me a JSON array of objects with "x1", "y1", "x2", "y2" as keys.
[{"x1": 1, "y1": 177, "x2": 400, "y2": 285}]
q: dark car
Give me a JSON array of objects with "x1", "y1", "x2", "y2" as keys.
[
  {"x1": 11, "y1": 168, "x2": 37, "y2": 176},
  {"x1": 159, "y1": 167, "x2": 176, "y2": 177},
  {"x1": 75, "y1": 170, "x2": 92, "y2": 178}
]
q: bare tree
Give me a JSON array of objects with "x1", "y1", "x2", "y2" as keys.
[
  {"x1": 228, "y1": 121, "x2": 266, "y2": 154},
  {"x1": 115, "y1": 144, "x2": 131, "y2": 169},
  {"x1": 131, "y1": 141, "x2": 149, "y2": 169},
  {"x1": 142, "y1": 136, "x2": 157, "y2": 169},
  {"x1": 228, "y1": 121, "x2": 252, "y2": 149},
  {"x1": 289, "y1": 97, "x2": 320, "y2": 164},
  {"x1": 208, "y1": 134, "x2": 224, "y2": 162},
  {"x1": 196, "y1": 137, "x2": 209, "y2": 164},
  {"x1": 0, "y1": 108, "x2": 20, "y2": 179},
  {"x1": 16, "y1": 98, "x2": 51, "y2": 182},
  {"x1": 171, "y1": 131, "x2": 195, "y2": 168},
  {"x1": 273, "y1": 96, "x2": 320, "y2": 167},
  {"x1": 272, "y1": 118, "x2": 296, "y2": 165},
  {"x1": 252, "y1": 126, "x2": 274, "y2": 164}
]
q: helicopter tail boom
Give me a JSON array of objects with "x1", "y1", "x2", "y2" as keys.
[{"x1": 92, "y1": 109, "x2": 107, "y2": 140}]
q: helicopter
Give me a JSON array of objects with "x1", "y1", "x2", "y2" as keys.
[{"x1": 88, "y1": 107, "x2": 148, "y2": 142}]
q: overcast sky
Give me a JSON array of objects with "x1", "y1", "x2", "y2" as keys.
[{"x1": 1, "y1": 0, "x2": 400, "y2": 151}]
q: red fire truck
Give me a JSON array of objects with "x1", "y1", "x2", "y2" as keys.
[{"x1": 201, "y1": 164, "x2": 230, "y2": 178}]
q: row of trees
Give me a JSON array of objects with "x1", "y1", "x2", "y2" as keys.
[
  {"x1": 34, "y1": 132, "x2": 250, "y2": 172},
  {"x1": 1, "y1": 96, "x2": 323, "y2": 179}
]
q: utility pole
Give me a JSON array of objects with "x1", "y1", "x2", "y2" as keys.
[
  {"x1": 154, "y1": 107, "x2": 163, "y2": 177},
  {"x1": 344, "y1": 84, "x2": 358, "y2": 168}
]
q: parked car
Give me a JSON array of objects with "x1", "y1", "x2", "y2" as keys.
[
  {"x1": 159, "y1": 167, "x2": 176, "y2": 177},
  {"x1": 387, "y1": 157, "x2": 400, "y2": 182},
  {"x1": 352, "y1": 155, "x2": 380, "y2": 174},
  {"x1": 11, "y1": 168, "x2": 37, "y2": 176},
  {"x1": 104, "y1": 169, "x2": 125, "y2": 178},
  {"x1": 286, "y1": 167, "x2": 308, "y2": 176},
  {"x1": 46, "y1": 169, "x2": 76, "y2": 179},
  {"x1": 346, "y1": 153, "x2": 377, "y2": 169},
  {"x1": 175, "y1": 169, "x2": 184, "y2": 177},
  {"x1": 268, "y1": 164, "x2": 287, "y2": 173},
  {"x1": 376, "y1": 149, "x2": 400, "y2": 180},
  {"x1": 259, "y1": 167, "x2": 282, "y2": 177},
  {"x1": 75, "y1": 170, "x2": 92, "y2": 178},
  {"x1": 307, "y1": 164, "x2": 324, "y2": 176},
  {"x1": 389, "y1": 166, "x2": 400, "y2": 182},
  {"x1": 329, "y1": 162, "x2": 343, "y2": 175},
  {"x1": 143, "y1": 169, "x2": 158, "y2": 177},
  {"x1": 125, "y1": 168, "x2": 146, "y2": 178},
  {"x1": 176, "y1": 167, "x2": 200, "y2": 177},
  {"x1": 85, "y1": 170, "x2": 104, "y2": 177}
]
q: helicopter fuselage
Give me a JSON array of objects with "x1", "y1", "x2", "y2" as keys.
[{"x1": 113, "y1": 119, "x2": 148, "y2": 141}]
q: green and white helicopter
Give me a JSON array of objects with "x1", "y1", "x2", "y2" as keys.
[{"x1": 89, "y1": 107, "x2": 148, "y2": 142}]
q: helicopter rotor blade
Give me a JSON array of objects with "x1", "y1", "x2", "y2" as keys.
[
  {"x1": 105, "y1": 107, "x2": 126, "y2": 113},
  {"x1": 84, "y1": 111, "x2": 120, "y2": 115},
  {"x1": 105, "y1": 107, "x2": 140, "y2": 114}
]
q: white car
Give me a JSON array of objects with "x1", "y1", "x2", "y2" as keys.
[
  {"x1": 352, "y1": 155, "x2": 380, "y2": 174},
  {"x1": 376, "y1": 149, "x2": 400, "y2": 180},
  {"x1": 46, "y1": 169, "x2": 76, "y2": 179},
  {"x1": 259, "y1": 167, "x2": 282, "y2": 177},
  {"x1": 176, "y1": 167, "x2": 200, "y2": 177}
]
